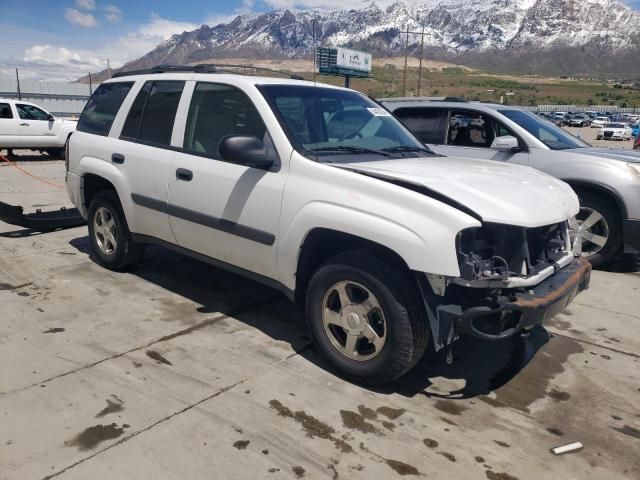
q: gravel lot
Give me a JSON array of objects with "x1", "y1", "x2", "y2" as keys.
[{"x1": 1, "y1": 158, "x2": 639, "y2": 480}]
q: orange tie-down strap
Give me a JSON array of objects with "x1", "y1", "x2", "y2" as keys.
[{"x1": 0, "y1": 155, "x2": 65, "y2": 190}]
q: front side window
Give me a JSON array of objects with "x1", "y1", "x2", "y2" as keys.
[
  {"x1": 447, "y1": 110, "x2": 495, "y2": 148},
  {"x1": 77, "y1": 82, "x2": 134, "y2": 136},
  {"x1": 393, "y1": 107, "x2": 446, "y2": 144},
  {"x1": 17, "y1": 104, "x2": 49, "y2": 121},
  {"x1": 260, "y1": 85, "x2": 431, "y2": 163},
  {"x1": 0, "y1": 103, "x2": 12, "y2": 119},
  {"x1": 121, "y1": 80, "x2": 185, "y2": 146},
  {"x1": 183, "y1": 82, "x2": 266, "y2": 159},
  {"x1": 499, "y1": 109, "x2": 589, "y2": 150}
]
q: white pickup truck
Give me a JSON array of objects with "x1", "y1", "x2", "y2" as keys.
[
  {"x1": 65, "y1": 66, "x2": 592, "y2": 385},
  {"x1": 0, "y1": 99, "x2": 76, "y2": 157}
]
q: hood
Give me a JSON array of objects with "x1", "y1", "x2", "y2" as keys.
[
  {"x1": 338, "y1": 157, "x2": 579, "y2": 228},
  {"x1": 573, "y1": 147, "x2": 640, "y2": 163}
]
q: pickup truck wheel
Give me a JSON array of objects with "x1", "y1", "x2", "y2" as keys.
[
  {"x1": 570, "y1": 192, "x2": 622, "y2": 268},
  {"x1": 88, "y1": 191, "x2": 144, "y2": 271},
  {"x1": 306, "y1": 251, "x2": 429, "y2": 385}
]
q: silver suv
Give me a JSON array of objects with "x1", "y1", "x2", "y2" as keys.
[{"x1": 381, "y1": 98, "x2": 640, "y2": 267}]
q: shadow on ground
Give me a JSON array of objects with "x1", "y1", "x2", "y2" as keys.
[
  {"x1": 0, "y1": 149, "x2": 62, "y2": 162},
  {"x1": 68, "y1": 235, "x2": 553, "y2": 401}
]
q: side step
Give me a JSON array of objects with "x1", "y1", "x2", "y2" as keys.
[{"x1": 0, "y1": 201, "x2": 86, "y2": 230}]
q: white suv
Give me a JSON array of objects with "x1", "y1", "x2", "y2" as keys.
[
  {"x1": 66, "y1": 66, "x2": 591, "y2": 385},
  {"x1": 0, "y1": 99, "x2": 76, "y2": 157}
]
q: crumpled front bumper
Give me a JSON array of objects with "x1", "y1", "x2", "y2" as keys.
[{"x1": 436, "y1": 257, "x2": 592, "y2": 343}]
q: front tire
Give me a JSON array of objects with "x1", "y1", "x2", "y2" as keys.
[
  {"x1": 305, "y1": 251, "x2": 429, "y2": 385},
  {"x1": 571, "y1": 192, "x2": 622, "y2": 268},
  {"x1": 88, "y1": 191, "x2": 144, "y2": 271}
]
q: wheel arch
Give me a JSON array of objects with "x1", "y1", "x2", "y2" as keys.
[
  {"x1": 293, "y1": 228, "x2": 415, "y2": 305},
  {"x1": 562, "y1": 179, "x2": 627, "y2": 220}
]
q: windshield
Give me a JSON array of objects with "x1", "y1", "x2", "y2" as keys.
[
  {"x1": 607, "y1": 123, "x2": 626, "y2": 128},
  {"x1": 259, "y1": 84, "x2": 433, "y2": 162},
  {"x1": 499, "y1": 109, "x2": 589, "y2": 150}
]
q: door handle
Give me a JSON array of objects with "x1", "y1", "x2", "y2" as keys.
[
  {"x1": 111, "y1": 153, "x2": 125, "y2": 164},
  {"x1": 20, "y1": 123, "x2": 29, "y2": 126},
  {"x1": 176, "y1": 168, "x2": 193, "y2": 181}
]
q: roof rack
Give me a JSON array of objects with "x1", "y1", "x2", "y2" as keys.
[
  {"x1": 112, "y1": 64, "x2": 305, "y2": 81},
  {"x1": 377, "y1": 96, "x2": 468, "y2": 103}
]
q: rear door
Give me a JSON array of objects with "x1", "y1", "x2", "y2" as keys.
[
  {"x1": 431, "y1": 108, "x2": 530, "y2": 166},
  {"x1": 15, "y1": 103, "x2": 60, "y2": 147},
  {"x1": 111, "y1": 80, "x2": 186, "y2": 243},
  {"x1": 0, "y1": 102, "x2": 21, "y2": 148}
]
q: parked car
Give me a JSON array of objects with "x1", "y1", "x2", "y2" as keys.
[
  {"x1": 591, "y1": 116, "x2": 610, "y2": 128},
  {"x1": 382, "y1": 98, "x2": 640, "y2": 267},
  {"x1": 0, "y1": 99, "x2": 76, "y2": 157},
  {"x1": 597, "y1": 123, "x2": 633, "y2": 141},
  {"x1": 65, "y1": 66, "x2": 591, "y2": 385},
  {"x1": 552, "y1": 112, "x2": 569, "y2": 126},
  {"x1": 568, "y1": 114, "x2": 591, "y2": 127}
]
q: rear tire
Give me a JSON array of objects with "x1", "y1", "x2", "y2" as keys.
[
  {"x1": 305, "y1": 250, "x2": 429, "y2": 385},
  {"x1": 88, "y1": 190, "x2": 145, "y2": 271},
  {"x1": 573, "y1": 192, "x2": 622, "y2": 268}
]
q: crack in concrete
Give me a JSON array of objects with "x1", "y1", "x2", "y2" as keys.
[
  {"x1": 0, "y1": 295, "x2": 283, "y2": 397},
  {"x1": 573, "y1": 301, "x2": 640, "y2": 322},
  {"x1": 549, "y1": 330, "x2": 640, "y2": 359},
  {"x1": 41, "y1": 341, "x2": 312, "y2": 480}
]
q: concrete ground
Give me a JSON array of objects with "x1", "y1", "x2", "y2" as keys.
[{"x1": 1, "y1": 157, "x2": 639, "y2": 480}]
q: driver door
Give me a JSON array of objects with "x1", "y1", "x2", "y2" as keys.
[
  {"x1": 15, "y1": 103, "x2": 60, "y2": 147},
  {"x1": 168, "y1": 82, "x2": 286, "y2": 279}
]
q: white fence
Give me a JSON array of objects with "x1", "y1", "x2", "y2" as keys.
[{"x1": 0, "y1": 79, "x2": 91, "y2": 117}]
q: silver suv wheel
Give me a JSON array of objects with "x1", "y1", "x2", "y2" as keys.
[
  {"x1": 570, "y1": 207, "x2": 610, "y2": 257},
  {"x1": 93, "y1": 206, "x2": 118, "y2": 255},
  {"x1": 321, "y1": 280, "x2": 387, "y2": 361}
]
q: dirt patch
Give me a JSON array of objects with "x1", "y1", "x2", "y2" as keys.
[
  {"x1": 376, "y1": 406, "x2": 406, "y2": 420},
  {"x1": 548, "y1": 390, "x2": 571, "y2": 401},
  {"x1": 438, "y1": 451, "x2": 456, "y2": 462},
  {"x1": 433, "y1": 400, "x2": 467, "y2": 415},
  {"x1": 357, "y1": 405, "x2": 378, "y2": 420},
  {"x1": 233, "y1": 440, "x2": 250, "y2": 449},
  {"x1": 340, "y1": 410, "x2": 381, "y2": 435},
  {"x1": 42, "y1": 327, "x2": 65, "y2": 333},
  {"x1": 546, "y1": 427, "x2": 564, "y2": 437},
  {"x1": 95, "y1": 395, "x2": 124, "y2": 418},
  {"x1": 613, "y1": 425, "x2": 640, "y2": 440},
  {"x1": 475, "y1": 456, "x2": 485, "y2": 463},
  {"x1": 292, "y1": 466, "x2": 306, "y2": 478},
  {"x1": 65, "y1": 423, "x2": 127, "y2": 450},
  {"x1": 384, "y1": 458, "x2": 421, "y2": 476},
  {"x1": 146, "y1": 350, "x2": 173, "y2": 366},
  {"x1": 423, "y1": 438, "x2": 439, "y2": 448},
  {"x1": 486, "y1": 471, "x2": 520, "y2": 480},
  {"x1": 493, "y1": 440, "x2": 510, "y2": 448},
  {"x1": 269, "y1": 400, "x2": 353, "y2": 453}
]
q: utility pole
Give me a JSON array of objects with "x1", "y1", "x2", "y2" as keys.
[
  {"x1": 417, "y1": 23, "x2": 425, "y2": 96},
  {"x1": 88, "y1": 72, "x2": 93, "y2": 95},
  {"x1": 402, "y1": 26, "x2": 409, "y2": 97},
  {"x1": 312, "y1": 18, "x2": 317, "y2": 84},
  {"x1": 15, "y1": 69, "x2": 21, "y2": 100},
  {"x1": 107, "y1": 58, "x2": 112, "y2": 79}
]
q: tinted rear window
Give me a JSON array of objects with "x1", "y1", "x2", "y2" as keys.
[
  {"x1": 77, "y1": 82, "x2": 133, "y2": 136},
  {"x1": 121, "y1": 80, "x2": 184, "y2": 146},
  {"x1": 393, "y1": 107, "x2": 446, "y2": 144},
  {"x1": 0, "y1": 103, "x2": 12, "y2": 119}
]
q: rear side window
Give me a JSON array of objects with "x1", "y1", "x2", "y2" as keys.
[
  {"x1": 77, "y1": 82, "x2": 133, "y2": 136},
  {"x1": 0, "y1": 103, "x2": 12, "y2": 119},
  {"x1": 121, "y1": 80, "x2": 185, "y2": 146},
  {"x1": 394, "y1": 107, "x2": 446, "y2": 144}
]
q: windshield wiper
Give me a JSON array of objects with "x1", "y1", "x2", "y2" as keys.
[
  {"x1": 382, "y1": 145, "x2": 435, "y2": 155},
  {"x1": 308, "y1": 146, "x2": 394, "y2": 157}
]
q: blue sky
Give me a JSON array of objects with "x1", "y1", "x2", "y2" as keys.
[{"x1": 0, "y1": 0, "x2": 638, "y2": 80}]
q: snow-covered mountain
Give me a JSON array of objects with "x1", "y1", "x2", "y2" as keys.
[{"x1": 118, "y1": 0, "x2": 640, "y2": 76}]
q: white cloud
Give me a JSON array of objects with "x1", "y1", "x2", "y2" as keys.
[
  {"x1": 138, "y1": 13, "x2": 197, "y2": 39},
  {"x1": 104, "y1": 4, "x2": 122, "y2": 22},
  {"x1": 76, "y1": 0, "x2": 96, "y2": 10},
  {"x1": 64, "y1": 8, "x2": 98, "y2": 27}
]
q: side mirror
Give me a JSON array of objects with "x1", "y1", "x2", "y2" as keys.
[
  {"x1": 491, "y1": 135, "x2": 520, "y2": 152},
  {"x1": 47, "y1": 113, "x2": 55, "y2": 121},
  {"x1": 219, "y1": 135, "x2": 274, "y2": 170}
]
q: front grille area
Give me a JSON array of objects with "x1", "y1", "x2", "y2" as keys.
[
  {"x1": 604, "y1": 131, "x2": 614, "y2": 138},
  {"x1": 456, "y1": 222, "x2": 569, "y2": 281}
]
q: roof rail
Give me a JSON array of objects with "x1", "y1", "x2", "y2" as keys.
[
  {"x1": 377, "y1": 96, "x2": 468, "y2": 103},
  {"x1": 112, "y1": 64, "x2": 305, "y2": 80}
]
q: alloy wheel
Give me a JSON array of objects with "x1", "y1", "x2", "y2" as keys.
[
  {"x1": 321, "y1": 280, "x2": 387, "y2": 361},
  {"x1": 570, "y1": 207, "x2": 609, "y2": 257},
  {"x1": 93, "y1": 206, "x2": 118, "y2": 255}
]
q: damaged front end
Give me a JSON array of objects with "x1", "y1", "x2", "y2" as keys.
[{"x1": 419, "y1": 221, "x2": 592, "y2": 351}]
